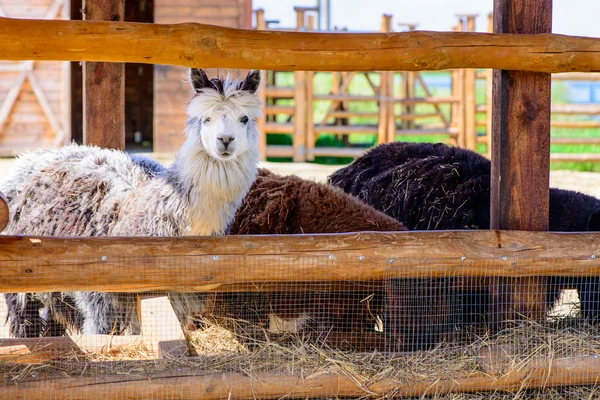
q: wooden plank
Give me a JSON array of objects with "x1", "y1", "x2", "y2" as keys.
[
  {"x1": 305, "y1": 71, "x2": 315, "y2": 161},
  {"x1": 391, "y1": 97, "x2": 460, "y2": 105},
  {"x1": 0, "y1": 69, "x2": 28, "y2": 130},
  {"x1": 378, "y1": 15, "x2": 392, "y2": 145},
  {"x1": 395, "y1": 127, "x2": 459, "y2": 136},
  {"x1": 0, "y1": 334, "x2": 150, "y2": 363},
  {"x1": 2, "y1": 18, "x2": 600, "y2": 72},
  {"x1": 396, "y1": 112, "x2": 447, "y2": 121},
  {"x1": 254, "y1": 9, "x2": 267, "y2": 161},
  {"x1": 27, "y1": 69, "x2": 64, "y2": 144},
  {"x1": 313, "y1": 124, "x2": 379, "y2": 134},
  {"x1": 552, "y1": 72, "x2": 600, "y2": 81},
  {"x1": 264, "y1": 122, "x2": 294, "y2": 134},
  {"x1": 5, "y1": 351, "x2": 600, "y2": 399},
  {"x1": 489, "y1": 0, "x2": 552, "y2": 334},
  {"x1": 327, "y1": 110, "x2": 380, "y2": 119},
  {"x1": 479, "y1": 103, "x2": 600, "y2": 115},
  {"x1": 303, "y1": 13, "x2": 316, "y2": 161},
  {"x1": 464, "y1": 18, "x2": 477, "y2": 150},
  {"x1": 264, "y1": 105, "x2": 295, "y2": 115},
  {"x1": 549, "y1": 153, "x2": 600, "y2": 162},
  {"x1": 551, "y1": 104, "x2": 600, "y2": 114},
  {"x1": 307, "y1": 147, "x2": 368, "y2": 158},
  {"x1": 452, "y1": 20, "x2": 466, "y2": 147},
  {"x1": 3, "y1": 231, "x2": 600, "y2": 293},
  {"x1": 315, "y1": 94, "x2": 382, "y2": 102},
  {"x1": 551, "y1": 120, "x2": 600, "y2": 129},
  {"x1": 485, "y1": 13, "x2": 494, "y2": 157},
  {"x1": 82, "y1": 0, "x2": 125, "y2": 150},
  {"x1": 293, "y1": 71, "x2": 306, "y2": 162},
  {"x1": 264, "y1": 86, "x2": 295, "y2": 98},
  {"x1": 138, "y1": 295, "x2": 189, "y2": 358},
  {"x1": 265, "y1": 144, "x2": 294, "y2": 157}
]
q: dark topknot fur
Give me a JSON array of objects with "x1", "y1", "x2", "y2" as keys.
[
  {"x1": 329, "y1": 142, "x2": 600, "y2": 328},
  {"x1": 190, "y1": 68, "x2": 261, "y2": 95}
]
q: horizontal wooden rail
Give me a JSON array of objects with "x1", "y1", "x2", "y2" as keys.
[
  {"x1": 477, "y1": 104, "x2": 600, "y2": 115},
  {"x1": 0, "y1": 17, "x2": 600, "y2": 72},
  {"x1": 4, "y1": 351, "x2": 600, "y2": 399},
  {"x1": 2, "y1": 231, "x2": 600, "y2": 293}
]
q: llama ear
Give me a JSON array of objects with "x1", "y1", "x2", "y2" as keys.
[
  {"x1": 241, "y1": 70, "x2": 261, "y2": 94},
  {"x1": 587, "y1": 206, "x2": 600, "y2": 231},
  {"x1": 190, "y1": 68, "x2": 211, "y2": 92}
]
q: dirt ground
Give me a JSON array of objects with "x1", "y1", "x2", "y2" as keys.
[{"x1": 0, "y1": 154, "x2": 599, "y2": 337}]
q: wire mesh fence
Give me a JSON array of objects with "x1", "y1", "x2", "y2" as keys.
[{"x1": 2, "y1": 251, "x2": 600, "y2": 399}]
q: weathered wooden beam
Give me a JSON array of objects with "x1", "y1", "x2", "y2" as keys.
[
  {"x1": 82, "y1": 0, "x2": 125, "y2": 150},
  {"x1": 4, "y1": 351, "x2": 600, "y2": 399},
  {"x1": 1, "y1": 231, "x2": 600, "y2": 293},
  {"x1": 0, "y1": 17, "x2": 599, "y2": 72},
  {"x1": 489, "y1": 0, "x2": 553, "y2": 333},
  {"x1": 0, "y1": 334, "x2": 149, "y2": 363}
]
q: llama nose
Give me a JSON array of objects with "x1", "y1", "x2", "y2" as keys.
[{"x1": 218, "y1": 135, "x2": 234, "y2": 150}]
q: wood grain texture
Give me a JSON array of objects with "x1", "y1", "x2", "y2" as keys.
[
  {"x1": 82, "y1": 0, "x2": 125, "y2": 150},
  {"x1": 0, "y1": 190, "x2": 9, "y2": 233},
  {"x1": 0, "y1": 334, "x2": 149, "y2": 363},
  {"x1": 1, "y1": 231, "x2": 600, "y2": 293},
  {"x1": 4, "y1": 351, "x2": 600, "y2": 399},
  {"x1": 0, "y1": 17, "x2": 599, "y2": 72},
  {"x1": 489, "y1": 0, "x2": 553, "y2": 333}
]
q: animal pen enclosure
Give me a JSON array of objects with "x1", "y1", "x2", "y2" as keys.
[
  {"x1": 257, "y1": 7, "x2": 600, "y2": 164},
  {"x1": 2, "y1": 0, "x2": 600, "y2": 398}
]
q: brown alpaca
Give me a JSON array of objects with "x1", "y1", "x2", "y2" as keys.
[{"x1": 214, "y1": 169, "x2": 407, "y2": 351}]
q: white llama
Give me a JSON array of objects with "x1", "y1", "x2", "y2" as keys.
[{"x1": 3, "y1": 68, "x2": 262, "y2": 336}]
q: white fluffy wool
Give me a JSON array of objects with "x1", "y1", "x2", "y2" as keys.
[{"x1": 2, "y1": 70, "x2": 262, "y2": 336}]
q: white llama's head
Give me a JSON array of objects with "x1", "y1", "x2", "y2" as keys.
[{"x1": 185, "y1": 69, "x2": 262, "y2": 161}]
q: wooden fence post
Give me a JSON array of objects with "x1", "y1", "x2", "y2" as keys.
[
  {"x1": 82, "y1": 0, "x2": 125, "y2": 150},
  {"x1": 486, "y1": 12, "x2": 494, "y2": 158},
  {"x1": 305, "y1": 15, "x2": 316, "y2": 160},
  {"x1": 458, "y1": 14, "x2": 478, "y2": 151},
  {"x1": 452, "y1": 19, "x2": 466, "y2": 148},
  {"x1": 255, "y1": 8, "x2": 268, "y2": 161},
  {"x1": 293, "y1": 7, "x2": 307, "y2": 162},
  {"x1": 490, "y1": 0, "x2": 552, "y2": 333},
  {"x1": 398, "y1": 23, "x2": 418, "y2": 131},
  {"x1": 379, "y1": 14, "x2": 392, "y2": 145}
]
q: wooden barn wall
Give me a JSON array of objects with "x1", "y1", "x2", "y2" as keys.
[
  {"x1": 0, "y1": 0, "x2": 69, "y2": 156},
  {"x1": 154, "y1": 0, "x2": 252, "y2": 153}
]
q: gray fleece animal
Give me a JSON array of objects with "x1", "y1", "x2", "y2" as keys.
[{"x1": 3, "y1": 68, "x2": 262, "y2": 336}]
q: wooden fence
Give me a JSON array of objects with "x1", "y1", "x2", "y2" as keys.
[
  {"x1": 1, "y1": 8, "x2": 600, "y2": 398},
  {"x1": 3, "y1": 229, "x2": 600, "y2": 397},
  {"x1": 257, "y1": 10, "x2": 600, "y2": 162},
  {"x1": 3, "y1": 230, "x2": 600, "y2": 293}
]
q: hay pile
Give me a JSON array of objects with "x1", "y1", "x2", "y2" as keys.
[{"x1": 2, "y1": 317, "x2": 600, "y2": 399}]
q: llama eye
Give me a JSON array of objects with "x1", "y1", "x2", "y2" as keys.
[
  {"x1": 203, "y1": 117, "x2": 211, "y2": 123},
  {"x1": 240, "y1": 116, "x2": 249, "y2": 124}
]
